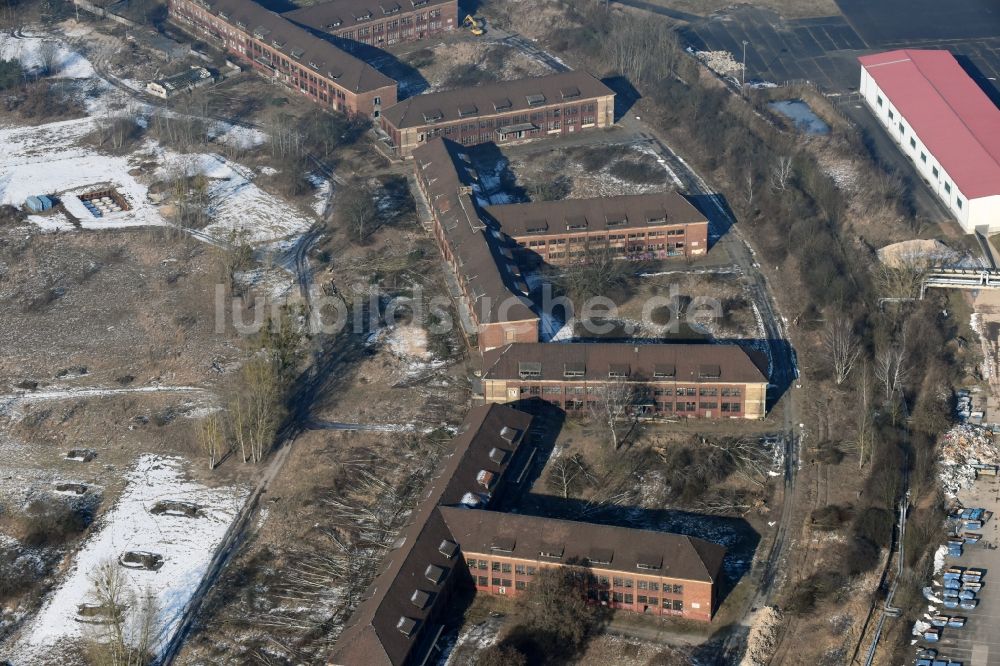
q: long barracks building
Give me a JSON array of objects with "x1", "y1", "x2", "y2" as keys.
[
  {"x1": 283, "y1": 0, "x2": 458, "y2": 46},
  {"x1": 327, "y1": 404, "x2": 727, "y2": 666},
  {"x1": 483, "y1": 192, "x2": 709, "y2": 265},
  {"x1": 481, "y1": 342, "x2": 768, "y2": 420},
  {"x1": 168, "y1": 0, "x2": 397, "y2": 117},
  {"x1": 381, "y1": 71, "x2": 616, "y2": 157},
  {"x1": 412, "y1": 137, "x2": 541, "y2": 351}
]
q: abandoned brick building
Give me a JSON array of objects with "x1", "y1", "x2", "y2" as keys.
[
  {"x1": 168, "y1": 0, "x2": 398, "y2": 117},
  {"x1": 483, "y1": 192, "x2": 710, "y2": 265},
  {"x1": 412, "y1": 137, "x2": 541, "y2": 351},
  {"x1": 480, "y1": 342, "x2": 769, "y2": 419},
  {"x1": 380, "y1": 71, "x2": 616, "y2": 157},
  {"x1": 283, "y1": 0, "x2": 458, "y2": 46},
  {"x1": 328, "y1": 404, "x2": 727, "y2": 666}
]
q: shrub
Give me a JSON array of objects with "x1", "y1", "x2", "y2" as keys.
[
  {"x1": 0, "y1": 58, "x2": 23, "y2": 90},
  {"x1": 853, "y1": 506, "x2": 893, "y2": 547},
  {"x1": 810, "y1": 504, "x2": 852, "y2": 531},
  {"x1": 784, "y1": 571, "x2": 845, "y2": 615},
  {"x1": 608, "y1": 157, "x2": 667, "y2": 184},
  {"x1": 20, "y1": 498, "x2": 94, "y2": 547}
]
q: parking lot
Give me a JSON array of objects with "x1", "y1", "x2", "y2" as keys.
[
  {"x1": 925, "y1": 477, "x2": 1000, "y2": 666},
  {"x1": 673, "y1": 0, "x2": 1000, "y2": 94}
]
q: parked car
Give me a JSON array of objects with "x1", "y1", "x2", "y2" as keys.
[
  {"x1": 960, "y1": 599, "x2": 979, "y2": 610},
  {"x1": 947, "y1": 616, "x2": 967, "y2": 628},
  {"x1": 959, "y1": 589, "x2": 976, "y2": 600}
]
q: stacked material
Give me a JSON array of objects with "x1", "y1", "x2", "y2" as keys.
[{"x1": 938, "y1": 424, "x2": 1000, "y2": 495}]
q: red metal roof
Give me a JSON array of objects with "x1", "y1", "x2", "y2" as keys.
[{"x1": 858, "y1": 49, "x2": 1000, "y2": 199}]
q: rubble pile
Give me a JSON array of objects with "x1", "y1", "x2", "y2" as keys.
[
  {"x1": 938, "y1": 424, "x2": 1000, "y2": 496},
  {"x1": 739, "y1": 606, "x2": 783, "y2": 666},
  {"x1": 696, "y1": 50, "x2": 743, "y2": 76}
]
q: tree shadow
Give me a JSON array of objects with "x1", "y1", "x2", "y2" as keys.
[{"x1": 602, "y1": 75, "x2": 641, "y2": 121}]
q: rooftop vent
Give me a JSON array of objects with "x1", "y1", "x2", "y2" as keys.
[
  {"x1": 412, "y1": 0, "x2": 428, "y2": 6},
  {"x1": 423, "y1": 109, "x2": 445, "y2": 123},
  {"x1": 397, "y1": 616, "x2": 419, "y2": 637},
  {"x1": 606, "y1": 213, "x2": 627, "y2": 226},
  {"x1": 698, "y1": 364, "x2": 722, "y2": 379},
  {"x1": 490, "y1": 536, "x2": 516, "y2": 553},
  {"x1": 493, "y1": 97, "x2": 512, "y2": 111},
  {"x1": 526, "y1": 93, "x2": 546, "y2": 106},
  {"x1": 326, "y1": 19, "x2": 343, "y2": 28},
  {"x1": 381, "y1": 2, "x2": 401, "y2": 14},
  {"x1": 563, "y1": 363, "x2": 585, "y2": 378},
  {"x1": 411, "y1": 589, "x2": 432, "y2": 609},
  {"x1": 489, "y1": 447, "x2": 507, "y2": 464},
  {"x1": 476, "y1": 469, "x2": 495, "y2": 489},
  {"x1": 438, "y1": 539, "x2": 459, "y2": 559},
  {"x1": 645, "y1": 209, "x2": 667, "y2": 223},
  {"x1": 458, "y1": 103, "x2": 478, "y2": 117},
  {"x1": 560, "y1": 86, "x2": 581, "y2": 99},
  {"x1": 525, "y1": 219, "x2": 548, "y2": 234},
  {"x1": 252, "y1": 26, "x2": 270, "y2": 39},
  {"x1": 539, "y1": 543, "x2": 564, "y2": 559},
  {"x1": 608, "y1": 364, "x2": 630, "y2": 378},
  {"x1": 500, "y1": 426, "x2": 519, "y2": 442},
  {"x1": 290, "y1": 47, "x2": 304, "y2": 59},
  {"x1": 588, "y1": 547, "x2": 614, "y2": 565},
  {"x1": 518, "y1": 361, "x2": 542, "y2": 379},
  {"x1": 565, "y1": 215, "x2": 588, "y2": 231},
  {"x1": 652, "y1": 364, "x2": 676, "y2": 378},
  {"x1": 425, "y1": 564, "x2": 447, "y2": 585},
  {"x1": 636, "y1": 553, "x2": 663, "y2": 571}
]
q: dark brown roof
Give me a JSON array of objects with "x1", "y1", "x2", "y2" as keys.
[
  {"x1": 484, "y1": 192, "x2": 708, "y2": 237},
  {"x1": 329, "y1": 404, "x2": 533, "y2": 666},
  {"x1": 412, "y1": 138, "x2": 537, "y2": 324},
  {"x1": 283, "y1": 0, "x2": 453, "y2": 32},
  {"x1": 439, "y1": 507, "x2": 726, "y2": 584},
  {"x1": 201, "y1": 0, "x2": 395, "y2": 93},
  {"x1": 481, "y1": 343, "x2": 768, "y2": 384},
  {"x1": 382, "y1": 71, "x2": 614, "y2": 129}
]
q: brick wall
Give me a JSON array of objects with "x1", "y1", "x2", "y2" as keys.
[{"x1": 463, "y1": 552, "x2": 717, "y2": 622}]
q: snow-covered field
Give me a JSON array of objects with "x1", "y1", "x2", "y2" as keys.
[
  {"x1": 0, "y1": 27, "x2": 311, "y2": 245},
  {"x1": 0, "y1": 31, "x2": 95, "y2": 79},
  {"x1": 7, "y1": 455, "x2": 248, "y2": 663}
]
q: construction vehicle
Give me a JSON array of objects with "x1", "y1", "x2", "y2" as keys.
[{"x1": 463, "y1": 14, "x2": 484, "y2": 36}]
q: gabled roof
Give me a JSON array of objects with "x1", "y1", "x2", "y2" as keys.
[
  {"x1": 484, "y1": 192, "x2": 708, "y2": 237},
  {"x1": 382, "y1": 71, "x2": 614, "y2": 129},
  {"x1": 329, "y1": 405, "x2": 533, "y2": 666},
  {"x1": 859, "y1": 49, "x2": 1000, "y2": 199},
  {"x1": 412, "y1": 138, "x2": 537, "y2": 324},
  {"x1": 439, "y1": 507, "x2": 726, "y2": 584},
  {"x1": 481, "y1": 343, "x2": 768, "y2": 385},
  {"x1": 203, "y1": 0, "x2": 395, "y2": 93},
  {"x1": 283, "y1": 0, "x2": 453, "y2": 32}
]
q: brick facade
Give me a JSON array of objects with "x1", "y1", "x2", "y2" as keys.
[
  {"x1": 462, "y1": 552, "x2": 716, "y2": 622},
  {"x1": 168, "y1": 0, "x2": 397, "y2": 118},
  {"x1": 284, "y1": 0, "x2": 458, "y2": 46},
  {"x1": 381, "y1": 72, "x2": 615, "y2": 157}
]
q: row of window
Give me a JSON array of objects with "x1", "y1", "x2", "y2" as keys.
[
  {"x1": 877, "y1": 94, "x2": 965, "y2": 211},
  {"x1": 466, "y1": 560, "x2": 688, "y2": 595},
  {"x1": 515, "y1": 385, "x2": 742, "y2": 397}
]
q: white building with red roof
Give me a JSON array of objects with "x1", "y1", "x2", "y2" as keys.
[{"x1": 859, "y1": 49, "x2": 1000, "y2": 233}]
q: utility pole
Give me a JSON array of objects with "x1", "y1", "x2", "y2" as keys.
[{"x1": 742, "y1": 40, "x2": 750, "y2": 90}]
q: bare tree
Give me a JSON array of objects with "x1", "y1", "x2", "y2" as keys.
[
  {"x1": 770, "y1": 155, "x2": 793, "y2": 191},
  {"x1": 590, "y1": 376, "x2": 638, "y2": 450},
  {"x1": 229, "y1": 356, "x2": 282, "y2": 463},
  {"x1": 546, "y1": 453, "x2": 594, "y2": 499},
  {"x1": 704, "y1": 437, "x2": 773, "y2": 488},
  {"x1": 37, "y1": 41, "x2": 60, "y2": 77},
  {"x1": 874, "y1": 335, "x2": 909, "y2": 402},
  {"x1": 875, "y1": 254, "x2": 930, "y2": 301},
  {"x1": 85, "y1": 559, "x2": 158, "y2": 666},
  {"x1": 855, "y1": 361, "x2": 873, "y2": 469},
  {"x1": 197, "y1": 412, "x2": 226, "y2": 470},
  {"x1": 339, "y1": 182, "x2": 378, "y2": 244},
  {"x1": 822, "y1": 317, "x2": 861, "y2": 385}
]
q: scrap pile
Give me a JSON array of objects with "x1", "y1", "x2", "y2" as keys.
[
  {"x1": 938, "y1": 424, "x2": 1000, "y2": 496},
  {"x1": 695, "y1": 50, "x2": 743, "y2": 76}
]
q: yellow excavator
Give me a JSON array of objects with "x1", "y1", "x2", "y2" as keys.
[{"x1": 463, "y1": 14, "x2": 484, "y2": 36}]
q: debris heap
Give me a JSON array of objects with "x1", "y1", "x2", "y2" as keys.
[{"x1": 938, "y1": 424, "x2": 1000, "y2": 495}]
